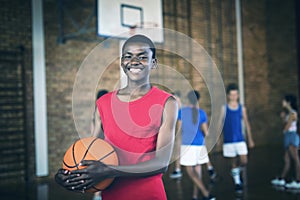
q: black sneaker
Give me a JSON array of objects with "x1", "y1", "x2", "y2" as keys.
[
  {"x1": 208, "y1": 169, "x2": 217, "y2": 180},
  {"x1": 169, "y1": 170, "x2": 182, "y2": 179},
  {"x1": 235, "y1": 184, "x2": 243, "y2": 194},
  {"x1": 202, "y1": 194, "x2": 215, "y2": 200}
]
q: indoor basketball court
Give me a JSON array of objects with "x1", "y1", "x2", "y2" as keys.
[{"x1": 1, "y1": 0, "x2": 300, "y2": 200}]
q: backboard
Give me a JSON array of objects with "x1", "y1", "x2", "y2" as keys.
[{"x1": 97, "y1": 0, "x2": 164, "y2": 43}]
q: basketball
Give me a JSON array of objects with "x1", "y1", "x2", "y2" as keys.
[{"x1": 62, "y1": 137, "x2": 119, "y2": 192}]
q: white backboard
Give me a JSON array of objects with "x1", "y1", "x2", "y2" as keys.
[{"x1": 97, "y1": 0, "x2": 164, "y2": 43}]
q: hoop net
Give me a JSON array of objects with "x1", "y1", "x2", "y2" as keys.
[{"x1": 128, "y1": 22, "x2": 160, "y2": 38}]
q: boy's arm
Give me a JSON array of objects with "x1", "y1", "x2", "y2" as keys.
[
  {"x1": 283, "y1": 112, "x2": 297, "y2": 132},
  {"x1": 60, "y1": 97, "x2": 178, "y2": 192},
  {"x1": 216, "y1": 105, "x2": 225, "y2": 145},
  {"x1": 175, "y1": 119, "x2": 182, "y2": 161},
  {"x1": 91, "y1": 111, "x2": 104, "y2": 139},
  {"x1": 201, "y1": 122, "x2": 209, "y2": 137},
  {"x1": 242, "y1": 106, "x2": 255, "y2": 148}
]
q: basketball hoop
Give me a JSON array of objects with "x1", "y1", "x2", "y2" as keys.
[
  {"x1": 128, "y1": 22, "x2": 159, "y2": 36},
  {"x1": 129, "y1": 25, "x2": 137, "y2": 36},
  {"x1": 97, "y1": 0, "x2": 164, "y2": 43}
]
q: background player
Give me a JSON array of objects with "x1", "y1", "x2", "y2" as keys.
[
  {"x1": 218, "y1": 83, "x2": 255, "y2": 193},
  {"x1": 178, "y1": 90, "x2": 215, "y2": 200},
  {"x1": 271, "y1": 94, "x2": 300, "y2": 189}
]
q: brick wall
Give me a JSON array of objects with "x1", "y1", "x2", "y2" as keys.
[
  {"x1": 0, "y1": 0, "x2": 35, "y2": 182},
  {"x1": 243, "y1": 0, "x2": 298, "y2": 146},
  {"x1": 1, "y1": 0, "x2": 298, "y2": 178}
]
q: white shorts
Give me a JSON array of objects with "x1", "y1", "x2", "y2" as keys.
[
  {"x1": 223, "y1": 141, "x2": 248, "y2": 157},
  {"x1": 180, "y1": 145, "x2": 209, "y2": 166}
]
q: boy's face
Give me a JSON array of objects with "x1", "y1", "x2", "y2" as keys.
[
  {"x1": 228, "y1": 90, "x2": 239, "y2": 102},
  {"x1": 121, "y1": 42, "x2": 156, "y2": 82},
  {"x1": 282, "y1": 99, "x2": 289, "y2": 108}
]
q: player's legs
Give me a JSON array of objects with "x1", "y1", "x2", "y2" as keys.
[
  {"x1": 207, "y1": 160, "x2": 216, "y2": 180},
  {"x1": 170, "y1": 137, "x2": 182, "y2": 179},
  {"x1": 224, "y1": 142, "x2": 246, "y2": 192},
  {"x1": 288, "y1": 145, "x2": 300, "y2": 180},
  {"x1": 229, "y1": 157, "x2": 242, "y2": 184},
  {"x1": 193, "y1": 165, "x2": 201, "y2": 199},
  {"x1": 281, "y1": 132, "x2": 300, "y2": 189},
  {"x1": 284, "y1": 144, "x2": 300, "y2": 189},
  {"x1": 239, "y1": 154, "x2": 248, "y2": 166},
  {"x1": 175, "y1": 159, "x2": 181, "y2": 170},
  {"x1": 186, "y1": 165, "x2": 209, "y2": 197},
  {"x1": 230, "y1": 157, "x2": 238, "y2": 169},
  {"x1": 181, "y1": 145, "x2": 214, "y2": 199},
  {"x1": 169, "y1": 159, "x2": 182, "y2": 179},
  {"x1": 238, "y1": 154, "x2": 248, "y2": 187},
  {"x1": 236, "y1": 142, "x2": 248, "y2": 188},
  {"x1": 223, "y1": 143, "x2": 239, "y2": 169},
  {"x1": 271, "y1": 150, "x2": 289, "y2": 186},
  {"x1": 192, "y1": 184, "x2": 198, "y2": 200},
  {"x1": 280, "y1": 150, "x2": 291, "y2": 179},
  {"x1": 272, "y1": 133, "x2": 293, "y2": 186}
]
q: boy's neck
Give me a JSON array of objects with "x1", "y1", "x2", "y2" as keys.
[
  {"x1": 118, "y1": 83, "x2": 152, "y2": 102},
  {"x1": 125, "y1": 83, "x2": 151, "y2": 93},
  {"x1": 228, "y1": 101, "x2": 239, "y2": 107}
]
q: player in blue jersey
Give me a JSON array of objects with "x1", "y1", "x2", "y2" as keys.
[
  {"x1": 219, "y1": 83, "x2": 255, "y2": 193},
  {"x1": 179, "y1": 90, "x2": 215, "y2": 200},
  {"x1": 170, "y1": 90, "x2": 216, "y2": 181}
]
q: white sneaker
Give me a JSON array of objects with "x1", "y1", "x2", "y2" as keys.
[
  {"x1": 285, "y1": 181, "x2": 300, "y2": 189},
  {"x1": 271, "y1": 178, "x2": 285, "y2": 186},
  {"x1": 169, "y1": 170, "x2": 182, "y2": 179}
]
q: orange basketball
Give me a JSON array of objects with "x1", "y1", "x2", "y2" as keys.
[{"x1": 62, "y1": 137, "x2": 119, "y2": 192}]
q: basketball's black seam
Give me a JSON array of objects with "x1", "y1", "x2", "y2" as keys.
[
  {"x1": 64, "y1": 138, "x2": 118, "y2": 188},
  {"x1": 62, "y1": 160, "x2": 77, "y2": 169},
  {"x1": 91, "y1": 185, "x2": 101, "y2": 191},
  {"x1": 72, "y1": 142, "x2": 80, "y2": 169},
  {"x1": 80, "y1": 138, "x2": 98, "y2": 163},
  {"x1": 98, "y1": 150, "x2": 115, "y2": 161},
  {"x1": 66, "y1": 138, "x2": 115, "y2": 169}
]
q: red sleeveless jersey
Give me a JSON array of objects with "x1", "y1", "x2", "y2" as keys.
[{"x1": 96, "y1": 86, "x2": 171, "y2": 200}]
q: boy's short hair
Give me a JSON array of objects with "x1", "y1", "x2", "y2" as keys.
[
  {"x1": 226, "y1": 83, "x2": 239, "y2": 94},
  {"x1": 122, "y1": 34, "x2": 156, "y2": 58}
]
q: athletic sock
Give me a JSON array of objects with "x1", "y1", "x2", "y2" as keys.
[
  {"x1": 231, "y1": 167, "x2": 241, "y2": 185},
  {"x1": 175, "y1": 168, "x2": 181, "y2": 172}
]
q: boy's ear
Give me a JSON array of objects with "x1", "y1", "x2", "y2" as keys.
[{"x1": 151, "y1": 58, "x2": 158, "y2": 69}]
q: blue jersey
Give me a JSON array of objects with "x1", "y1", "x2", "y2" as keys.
[
  {"x1": 223, "y1": 104, "x2": 245, "y2": 143},
  {"x1": 178, "y1": 107, "x2": 207, "y2": 146}
]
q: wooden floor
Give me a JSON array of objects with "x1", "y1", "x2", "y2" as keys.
[{"x1": 1, "y1": 146, "x2": 300, "y2": 200}]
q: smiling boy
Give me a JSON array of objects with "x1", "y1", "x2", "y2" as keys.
[{"x1": 55, "y1": 35, "x2": 178, "y2": 200}]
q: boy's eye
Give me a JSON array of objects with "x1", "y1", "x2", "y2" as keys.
[
  {"x1": 123, "y1": 55, "x2": 132, "y2": 60},
  {"x1": 122, "y1": 55, "x2": 149, "y2": 61},
  {"x1": 138, "y1": 56, "x2": 148, "y2": 61}
]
